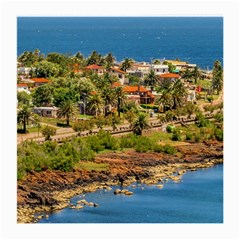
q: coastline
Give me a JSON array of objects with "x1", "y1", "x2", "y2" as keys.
[{"x1": 17, "y1": 141, "x2": 223, "y2": 223}]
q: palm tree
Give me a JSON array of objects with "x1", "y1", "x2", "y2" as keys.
[
  {"x1": 17, "y1": 105, "x2": 32, "y2": 133},
  {"x1": 114, "y1": 86, "x2": 126, "y2": 117},
  {"x1": 212, "y1": 60, "x2": 223, "y2": 95},
  {"x1": 185, "y1": 102, "x2": 197, "y2": 118},
  {"x1": 104, "y1": 53, "x2": 115, "y2": 71},
  {"x1": 171, "y1": 79, "x2": 187, "y2": 109},
  {"x1": 192, "y1": 66, "x2": 200, "y2": 84},
  {"x1": 87, "y1": 93, "x2": 103, "y2": 116},
  {"x1": 131, "y1": 113, "x2": 151, "y2": 136},
  {"x1": 101, "y1": 88, "x2": 116, "y2": 116},
  {"x1": 57, "y1": 101, "x2": 78, "y2": 126},
  {"x1": 155, "y1": 90, "x2": 174, "y2": 112},
  {"x1": 144, "y1": 69, "x2": 159, "y2": 91},
  {"x1": 120, "y1": 58, "x2": 134, "y2": 72}
]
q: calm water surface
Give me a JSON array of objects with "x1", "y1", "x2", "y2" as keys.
[
  {"x1": 39, "y1": 164, "x2": 223, "y2": 223},
  {"x1": 17, "y1": 17, "x2": 223, "y2": 69}
]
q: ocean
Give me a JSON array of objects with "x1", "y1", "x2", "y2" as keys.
[
  {"x1": 38, "y1": 164, "x2": 223, "y2": 223},
  {"x1": 17, "y1": 17, "x2": 223, "y2": 69}
]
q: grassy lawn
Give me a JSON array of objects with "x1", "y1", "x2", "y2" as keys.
[
  {"x1": 76, "y1": 114, "x2": 93, "y2": 119},
  {"x1": 75, "y1": 161, "x2": 109, "y2": 172},
  {"x1": 40, "y1": 117, "x2": 59, "y2": 126}
]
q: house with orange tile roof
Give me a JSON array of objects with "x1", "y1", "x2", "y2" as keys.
[
  {"x1": 17, "y1": 83, "x2": 30, "y2": 93},
  {"x1": 85, "y1": 64, "x2": 104, "y2": 76},
  {"x1": 123, "y1": 85, "x2": 155, "y2": 104},
  {"x1": 30, "y1": 78, "x2": 50, "y2": 87},
  {"x1": 159, "y1": 73, "x2": 180, "y2": 81},
  {"x1": 109, "y1": 67, "x2": 128, "y2": 85}
]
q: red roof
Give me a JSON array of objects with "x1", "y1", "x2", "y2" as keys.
[
  {"x1": 86, "y1": 64, "x2": 103, "y2": 70},
  {"x1": 31, "y1": 78, "x2": 49, "y2": 83},
  {"x1": 123, "y1": 85, "x2": 148, "y2": 93},
  {"x1": 112, "y1": 82, "x2": 122, "y2": 87},
  {"x1": 17, "y1": 83, "x2": 28, "y2": 87},
  {"x1": 111, "y1": 67, "x2": 127, "y2": 74},
  {"x1": 160, "y1": 73, "x2": 180, "y2": 78}
]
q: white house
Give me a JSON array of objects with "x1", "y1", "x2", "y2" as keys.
[
  {"x1": 109, "y1": 67, "x2": 128, "y2": 85},
  {"x1": 17, "y1": 67, "x2": 35, "y2": 75},
  {"x1": 17, "y1": 83, "x2": 30, "y2": 94},
  {"x1": 152, "y1": 64, "x2": 169, "y2": 75},
  {"x1": 32, "y1": 106, "x2": 59, "y2": 118}
]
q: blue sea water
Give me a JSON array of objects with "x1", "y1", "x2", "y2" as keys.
[
  {"x1": 17, "y1": 17, "x2": 223, "y2": 69},
  {"x1": 38, "y1": 164, "x2": 223, "y2": 223}
]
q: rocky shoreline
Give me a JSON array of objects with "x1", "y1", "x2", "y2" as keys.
[{"x1": 17, "y1": 140, "x2": 223, "y2": 223}]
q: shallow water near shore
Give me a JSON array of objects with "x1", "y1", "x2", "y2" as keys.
[{"x1": 38, "y1": 164, "x2": 223, "y2": 223}]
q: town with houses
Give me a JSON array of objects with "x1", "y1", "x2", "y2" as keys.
[{"x1": 17, "y1": 52, "x2": 212, "y2": 121}]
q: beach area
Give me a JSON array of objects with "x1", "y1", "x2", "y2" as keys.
[{"x1": 17, "y1": 140, "x2": 223, "y2": 223}]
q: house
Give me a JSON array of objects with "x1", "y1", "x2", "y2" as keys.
[
  {"x1": 187, "y1": 90, "x2": 196, "y2": 102},
  {"x1": 30, "y1": 78, "x2": 50, "y2": 87},
  {"x1": 17, "y1": 67, "x2": 35, "y2": 75},
  {"x1": 127, "y1": 63, "x2": 151, "y2": 79},
  {"x1": 32, "y1": 106, "x2": 58, "y2": 118},
  {"x1": 17, "y1": 83, "x2": 30, "y2": 93},
  {"x1": 159, "y1": 73, "x2": 180, "y2": 81},
  {"x1": 85, "y1": 64, "x2": 104, "y2": 76},
  {"x1": 123, "y1": 85, "x2": 155, "y2": 104},
  {"x1": 109, "y1": 67, "x2": 128, "y2": 85},
  {"x1": 152, "y1": 64, "x2": 169, "y2": 75}
]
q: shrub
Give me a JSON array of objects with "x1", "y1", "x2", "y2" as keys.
[
  {"x1": 163, "y1": 144, "x2": 176, "y2": 154},
  {"x1": 41, "y1": 125, "x2": 57, "y2": 141},
  {"x1": 119, "y1": 134, "x2": 137, "y2": 149},
  {"x1": 152, "y1": 144, "x2": 164, "y2": 153},
  {"x1": 87, "y1": 135, "x2": 105, "y2": 153},
  {"x1": 185, "y1": 131, "x2": 194, "y2": 141},
  {"x1": 214, "y1": 128, "x2": 223, "y2": 141},
  {"x1": 207, "y1": 96, "x2": 213, "y2": 103},
  {"x1": 166, "y1": 124, "x2": 175, "y2": 133},
  {"x1": 171, "y1": 129, "x2": 182, "y2": 141},
  {"x1": 194, "y1": 132, "x2": 202, "y2": 142},
  {"x1": 134, "y1": 136, "x2": 154, "y2": 152}
]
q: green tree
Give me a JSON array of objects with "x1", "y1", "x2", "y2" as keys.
[
  {"x1": 53, "y1": 87, "x2": 78, "y2": 107},
  {"x1": 101, "y1": 88, "x2": 116, "y2": 116},
  {"x1": 86, "y1": 93, "x2": 103, "y2": 116},
  {"x1": 155, "y1": 90, "x2": 174, "y2": 112},
  {"x1": 57, "y1": 101, "x2": 78, "y2": 126},
  {"x1": 18, "y1": 49, "x2": 43, "y2": 67},
  {"x1": 41, "y1": 125, "x2": 57, "y2": 141},
  {"x1": 212, "y1": 60, "x2": 223, "y2": 94},
  {"x1": 32, "y1": 84, "x2": 53, "y2": 106},
  {"x1": 46, "y1": 52, "x2": 71, "y2": 76},
  {"x1": 17, "y1": 105, "x2": 32, "y2": 133},
  {"x1": 144, "y1": 69, "x2": 159, "y2": 90},
  {"x1": 34, "y1": 60, "x2": 61, "y2": 78},
  {"x1": 17, "y1": 91, "x2": 31, "y2": 106},
  {"x1": 120, "y1": 58, "x2": 134, "y2": 72},
  {"x1": 131, "y1": 113, "x2": 151, "y2": 136},
  {"x1": 114, "y1": 86, "x2": 126, "y2": 117},
  {"x1": 192, "y1": 66, "x2": 201, "y2": 84},
  {"x1": 171, "y1": 79, "x2": 187, "y2": 109},
  {"x1": 87, "y1": 50, "x2": 102, "y2": 65},
  {"x1": 104, "y1": 53, "x2": 115, "y2": 70}
]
